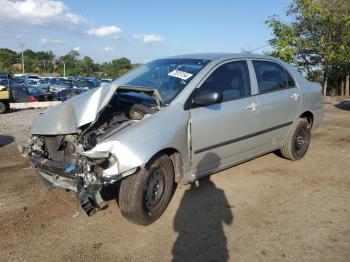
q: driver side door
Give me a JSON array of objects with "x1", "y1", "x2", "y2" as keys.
[{"x1": 189, "y1": 60, "x2": 261, "y2": 176}]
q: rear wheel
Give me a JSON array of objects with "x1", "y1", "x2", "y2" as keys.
[
  {"x1": 0, "y1": 102, "x2": 7, "y2": 114},
  {"x1": 280, "y1": 118, "x2": 311, "y2": 160},
  {"x1": 118, "y1": 154, "x2": 175, "y2": 225}
]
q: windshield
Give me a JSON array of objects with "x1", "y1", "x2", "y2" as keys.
[
  {"x1": 27, "y1": 86, "x2": 44, "y2": 94},
  {"x1": 57, "y1": 80, "x2": 72, "y2": 86},
  {"x1": 113, "y1": 58, "x2": 210, "y2": 104},
  {"x1": 27, "y1": 80, "x2": 38, "y2": 85},
  {"x1": 13, "y1": 77, "x2": 25, "y2": 84},
  {"x1": 38, "y1": 79, "x2": 48, "y2": 84}
]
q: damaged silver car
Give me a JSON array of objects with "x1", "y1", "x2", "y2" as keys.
[{"x1": 20, "y1": 53, "x2": 324, "y2": 225}]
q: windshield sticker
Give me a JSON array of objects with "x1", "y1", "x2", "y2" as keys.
[{"x1": 168, "y1": 70, "x2": 193, "y2": 80}]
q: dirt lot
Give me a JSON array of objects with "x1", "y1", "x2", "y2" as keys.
[{"x1": 0, "y1": 100, "x2": 349, "y2": 262}]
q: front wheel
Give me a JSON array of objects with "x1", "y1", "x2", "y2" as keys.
[
  {"x1": 118, "y1": 154, "x2": 175, "y2": 225},
  {"x1": 280, "y1": 118, "x2": 311, "y2": 160}
]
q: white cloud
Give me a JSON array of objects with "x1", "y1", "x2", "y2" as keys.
[
  {"x1": 134, "y1": 34, "x2": 164, "y2": 43},
  {"x1": 0, "y1": 0, "x2": 85, "y2": 26},
  {"x1": 73, "y1": 46, "x2": 81, "y2": 52},
  {"x1": 113, "y1": 35, "x2": 121, "y2": 40},
  {"x1": 84, "y1": 26, "x2": 122, "y2": 37},
  {"x1": 104, "y1": 46, "x2": 114, "y2": 52},
  {"x1": 41, "y1": 37, "x2": 64, "y2": 44}
]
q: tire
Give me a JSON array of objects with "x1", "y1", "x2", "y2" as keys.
[
  {"x1": 118, "y1": 154, "x2": 175, "y2": 225},
  {"x1": 0, "y1": 102, "x2": 7, "y2": 114},
  {"x1": 280, "y1": 118, "x2": 311, "y2": 160}
]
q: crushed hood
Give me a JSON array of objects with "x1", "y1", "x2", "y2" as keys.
[
  {"x1": 30, "y1": 84, "x2": 164, "y2": 135},
  {"x1": 30, "y1": 84, "x2": 118, "y2": 135}
]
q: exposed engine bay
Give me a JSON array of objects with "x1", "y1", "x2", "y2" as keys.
[{"x1": 20, "y1": 90, "x2": 158, "y2": 216}]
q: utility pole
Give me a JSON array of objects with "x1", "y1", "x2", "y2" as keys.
[
  {"x1": 21, "y1": 42, "x2": 25, "y2": 74},
  {"x1": 62, "y1": 61, "x2": 66, "y2": 77}
]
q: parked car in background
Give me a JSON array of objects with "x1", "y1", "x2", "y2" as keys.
[
  {"x1": 100, "y1": 78, "x2": 113, "y2": 87},
  {"x1": 26, "y1": 79, "x2": 51, "y2": 92},
  {"x1": 101, "y1": 78, "x2": 113, "y2": 84},
  {"x1": 11, "y1": 85, "x2": 54, "y2": 102},
  {"x1": 75, "y1": 77, "x2": 100, "y2": 89},
  {"x1": 0, "y1": 73, "x2": 25, "y2": 90},
  {"x1": 21, "y1": 53, "x2": 324, "y2": 226},
  {"x1": 85, "y1": 77, "x2": 101, "y2": 88},
  {"x1": 54, "y1": 87, "x2": 87, "y2": 101},
  {"x1": 12, "y1": 76, "x2": 26, "y2": 85},
  {"x1": 49, "y1": 79, "x2": 78, "y2": 92}
]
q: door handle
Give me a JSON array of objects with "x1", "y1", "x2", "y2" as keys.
[
  {"x1": 291, "y1": 93, "x2": 300, "y2": 101},
  {"x1": 245, "y1": 102, "x2": 258, "y2": 111}
]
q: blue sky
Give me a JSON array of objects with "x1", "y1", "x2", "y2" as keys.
[{"x1": 0, "y1": 0, "x2": 293, "y2": 63}]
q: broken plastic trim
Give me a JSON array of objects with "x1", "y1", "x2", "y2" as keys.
[
  {"x1": 37, "y1": 171, "x2": 76, "y2": 191},
  {"x1": 76, "y1": 175, "x2": 100, "y2": 216}
]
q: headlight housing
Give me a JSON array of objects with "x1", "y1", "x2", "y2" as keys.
[{"x1": 80, "y1": 151, "x2": 117, "y2": 169}]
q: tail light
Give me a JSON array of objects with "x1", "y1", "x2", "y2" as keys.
[{"x1": 28, "y1": 95, "x2": 38, "y2": 102}]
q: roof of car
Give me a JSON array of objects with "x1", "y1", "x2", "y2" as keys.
[{"x1": 164, "y1": 52, "x2": 278, "y2": 61}]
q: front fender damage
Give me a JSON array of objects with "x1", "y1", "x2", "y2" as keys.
[
  {"x1": 21, "y1": 85, "x2": 159, "y2": 217},
  {"x1": 21, "y1": 136, "x2": 142, "y2": 217}
]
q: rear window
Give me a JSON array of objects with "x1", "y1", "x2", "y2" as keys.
[{"x1": 252, "y1": 60, "x2": 295, "y2": 93}]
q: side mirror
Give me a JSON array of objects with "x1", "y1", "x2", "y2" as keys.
[{"x1": 192, "y1": 91, "x2": 223, "y2": 106}]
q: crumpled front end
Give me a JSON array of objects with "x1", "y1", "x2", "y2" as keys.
[
  {"x1": 20, "y1": 85, "x2": 159, "y2": 216},
  {"x1": 20, "y1": 134, "x2": 121, "y2": 216}
]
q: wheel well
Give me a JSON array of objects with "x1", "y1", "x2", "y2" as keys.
[
  {"x1": 300, "y1": 111, "x2": 314, "y2": 128},
  {"x1": 146, "y1": 148, "x2": 183, "y2": 184}
]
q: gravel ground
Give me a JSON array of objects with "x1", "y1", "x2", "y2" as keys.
[
  {"x1": 0, "y1": 108, "x2": 42, "y2": 143},
  {"x1": 0, "y1": 100, "x2": 349, "y2": 262}
]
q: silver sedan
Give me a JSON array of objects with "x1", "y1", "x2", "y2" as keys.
[{"x1": 21, "y1": 53, "x2": 324, "y2": 225}]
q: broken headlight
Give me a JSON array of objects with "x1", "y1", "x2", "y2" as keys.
[{"x1": 80, "y1": 151, "x2": 118, "y2": 169}]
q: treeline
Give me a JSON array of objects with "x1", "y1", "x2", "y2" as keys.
[
  {"x1": 267, "y1": 0, "x2": 350, "y2": 96},
  {"x1": 0, "y1": 48, "x2": 140, "y2": 78}
]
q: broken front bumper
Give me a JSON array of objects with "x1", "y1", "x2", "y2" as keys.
[
  {"x1": 31, "y1": 155, "x2": 103, "y2": 216},
  {"x1": 31, "y1": 156, "x2": 77, "y2": 191},
  {"x1": 37, "y1": 170, "x2": 76, "y2": 191}
]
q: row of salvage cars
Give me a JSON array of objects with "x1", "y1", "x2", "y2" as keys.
[
  {"x1": 0, "y1": 74, "x2": 112, "y2": 105},
  {"x1": 20, "y1": 53, "x2": 324, "y2": 225}
]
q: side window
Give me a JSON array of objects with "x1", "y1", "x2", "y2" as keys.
[
  {"x1": 200, "y1": 61, "x2": 251, "y2": 100},
  {"x1": 252, "y1": 60, "x2": 289, "y2": 93},
  {"x1": 286, "y1": 70, "x2": 296, "y2": 87}
]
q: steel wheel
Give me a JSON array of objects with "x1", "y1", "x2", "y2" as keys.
[
  {"x1": 294, "y1": 127, "x2": 308, "y2": 155},
  {"x1": 144, "y1": 168, "x2": 166, "y2": 213},
  {"x1": 118, "y1": 154, "x2": 175, "y2": 225}
]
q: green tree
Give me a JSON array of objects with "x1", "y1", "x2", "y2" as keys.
[
  {"x1": 80, "y1": 56, "x2": 97, "y2": 76},
  {"x1": 0, "y1": 48, "x2": 19, "y2": 73},
  {"x1": 0, "y1": 47, "x2": 136, "y2": 78},
  {"x1": 99, "y1": 57, "x2": 132, "y2": 77},
  {"x1": 59, "y1": 50, "x2": 81, "y2": 76},
  {"x1": 266, "y1": 0, "x2": 350, "y2": 96}
]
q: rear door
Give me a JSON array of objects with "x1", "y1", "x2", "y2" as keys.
[
  {"x1": 190, "y1": 60, "x2": 260, "y2": 175},
  {"x1": 251, "y1": 60, "x2": 301, "y2": 152}
]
